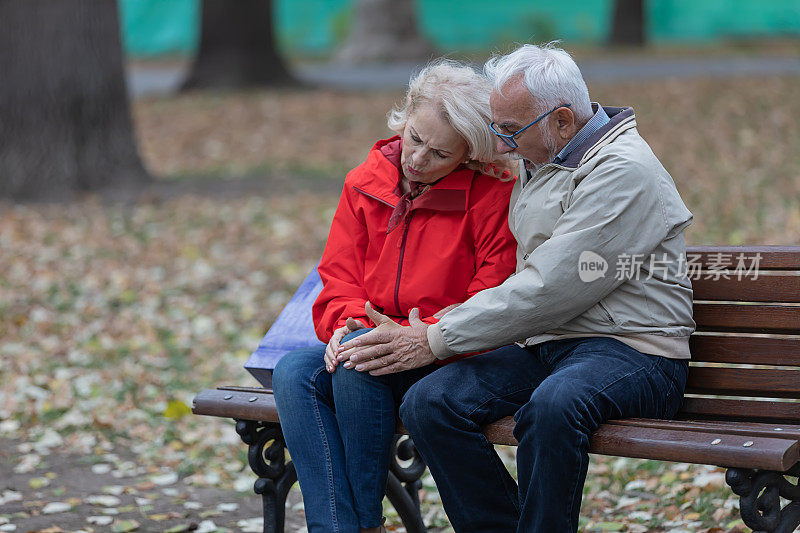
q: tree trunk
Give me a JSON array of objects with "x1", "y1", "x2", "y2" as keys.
[
  {"x1": 181, "y1": 0, "x2": 295, "y2": 90},
  {"x1": 335, "y1": 0, "x2": 435, "y2": 64},
  {"x1": 609, "y1": 0, "x2": 646, "y2": 46},
  {"x1": 0, "y1": 0, "x2": 149, "y2": 201}
]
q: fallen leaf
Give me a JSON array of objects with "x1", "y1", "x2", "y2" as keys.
[
  {"x1": 112, "y1": 519, "x2": 140, "y2": 532},
  {"x1": 0, "y1": 490, "x2": 23, "y2": 505},
  {"x1": 150, "y1": 472, "x2": 179, "y2": 486},
  {"x1": 163, "y1": 399, "x2": 192, "y2": 419},
  {"x1": 41, "y1": 501, "x2": 71, "y2": 514},
  {"x1": 163, "y1": 524, "x2": 193, "y2": 533},
  {"x1": 596, "y1": 522, "x2": 625, "y2": 531},
  {"x1": 86, "y1": 494, "x2": 121, "y2": 507},
  {"x1": 216, "y1": 502, "x2": 238, "y2": 512},
  {"x1": 237, "y1": 518, "x2": 264, "y2": 532},
  {"x1": 28, "y1": 477, "x2": 49, "y2": 489},
  {"x1": 196, "y1": 520, "x2": 218, "y2": 533},
  {"x1": 92, "y1": 463, "x2": 112, "y2": 475}
]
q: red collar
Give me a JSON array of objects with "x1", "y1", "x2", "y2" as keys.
[{"x1": 355, "y1": 136, "x2": 473, "y2": 212}]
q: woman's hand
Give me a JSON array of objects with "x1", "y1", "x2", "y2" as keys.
[
  {"x1": 338, "y1": 303, "x2": 436, "y2": 375},
  {"x1": 325, "y1": 326, "x2": 349, "y2": 373},
  {"x1": 325, "y1": 318, "x2": 367, "y2": 373},
  {"x1": 433, "y1": 303, "x2": 461, "y2": 319}
]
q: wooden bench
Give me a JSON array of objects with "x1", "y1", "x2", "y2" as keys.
[{"x1": 192, "y1": 245, "x2": 800, "y2": 533}]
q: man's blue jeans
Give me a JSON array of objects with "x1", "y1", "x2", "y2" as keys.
[
  {"x1": 272, "y1": 329, "x2": 436, "y2": 532},
  {"x1": 399, "y1": 337, "x2": 689, "y2": 533}
]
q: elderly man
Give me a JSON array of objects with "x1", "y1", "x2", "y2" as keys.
[{"x1": 338, "y1": 43, "x2": 694, "y2": 532}]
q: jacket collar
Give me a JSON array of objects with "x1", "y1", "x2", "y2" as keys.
[
  {"x1": 557, "y1": 106, "x2": 637, "y2": 169},
  {"x1": 354, "y1": 136, "x2": 473, "y2": 212}
]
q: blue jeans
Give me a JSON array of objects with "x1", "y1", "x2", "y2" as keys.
[
  {"x1": 272, "y1": 329, "x2": 437, "y2": 532},
  {"x1": 399, "y1": 337, "x2": 689, "y2": 533}
]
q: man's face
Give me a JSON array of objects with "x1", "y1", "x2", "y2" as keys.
[{"x1": 490, "y1": 78, "x2": 558, "y2": 168}]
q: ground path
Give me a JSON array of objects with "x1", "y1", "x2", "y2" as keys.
[
  {"x1": 0, "y1": 437, "x2": 307, "y2": 532},
  {"x1": 127, "y1": 54, "x2": 800, "y2": 97}
]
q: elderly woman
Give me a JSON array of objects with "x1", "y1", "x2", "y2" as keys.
[{"x1": 272, "y1": 61, "x2": 516, "y2": 533}]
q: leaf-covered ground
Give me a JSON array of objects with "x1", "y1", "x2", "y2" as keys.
[
  {"x1": 2, "y1": 73, "x2": 798, "y2": 532},
  {"x1": 134, "y1": 75, "x2": 800, "y2": 245}
]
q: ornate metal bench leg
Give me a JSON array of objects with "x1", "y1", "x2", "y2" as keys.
[
  {"x1": 726, "y1": 463, "x2": 800, "y2": 533},
  {"x1": 236, "y1": 420, "x2": 297, "y2": 533},
  {"x1": 387, "y1": 435, "x2": 428, "y2": 533}
]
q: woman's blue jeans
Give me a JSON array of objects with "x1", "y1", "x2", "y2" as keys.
[{"x1": 272, "y1": 328, "x2": 436, "y2": 532}]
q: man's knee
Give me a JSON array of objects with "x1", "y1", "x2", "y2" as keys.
[
  {"x1": 399, "y1": 375, "x2": 446, "y2": 433},
  {"x1": 513, "y1": 388, "x2": 591, "y2": 443}
]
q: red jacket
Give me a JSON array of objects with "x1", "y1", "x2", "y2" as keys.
[{"x1": 313, "y1": 137, "x2": 517, "y2": 356}]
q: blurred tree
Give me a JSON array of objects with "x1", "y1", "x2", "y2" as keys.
[
  {"x1": 0, "y1": 0, "x2": 148, "y2": 201},
  {"x1": 335, "y1": 0, "x2": 434, "y2": 63},
  {"x1": 182, "y1": 0, "x2": 295, "y2": 90},
  {"x1": 609, "y1": 0, "x2": 646, "y2": 46}
]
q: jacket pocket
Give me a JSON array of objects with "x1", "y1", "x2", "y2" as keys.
[{"x1": 597, "y1": 300, "x2": 616, "y2": 325}]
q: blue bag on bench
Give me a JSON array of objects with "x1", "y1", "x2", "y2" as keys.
[{"x1": 245, "y1": 267, "x2": 325, "y2": 389}]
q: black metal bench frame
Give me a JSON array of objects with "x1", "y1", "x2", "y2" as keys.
[{"x1": 193, "y1": 245, "x2": 800, "y2": 532}]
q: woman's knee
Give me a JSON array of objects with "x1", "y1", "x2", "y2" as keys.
[
  {"x1": 272, "y1": 348, "x2": 325, "y2": 397},
  {"x1": 331, "y1": 363, "x2": 375, "y2": 394},
  {"x1": 341, "y1": 327, "x2": 374, "y2": 343}
]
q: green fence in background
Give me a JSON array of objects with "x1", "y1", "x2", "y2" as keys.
[
  {"x1": 119, "y1": 0, "x2": 800, "y2": 58},
  {"x1": 119, "y1": 0, "x2": 198, "y2": 56}
]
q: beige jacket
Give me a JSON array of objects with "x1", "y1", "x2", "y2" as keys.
[{"x1": 428, "y1": 106, "x2": 695, "y2": 360}]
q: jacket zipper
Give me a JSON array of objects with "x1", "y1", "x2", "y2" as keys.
[
  {"x1": 394, "y1": 212, "x2": 414, "y2": 315},
  {"x1": 353, "y1": 185, "x2": 410, "y2": 314}
]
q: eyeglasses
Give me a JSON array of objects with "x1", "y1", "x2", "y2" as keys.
[{"x1": 489, "y1": 104, "x2": 571, "y2": 149}]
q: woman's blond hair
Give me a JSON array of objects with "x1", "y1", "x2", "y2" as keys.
[{"x1": 387, "y1": 59, "x2": 513, "y2": 180}]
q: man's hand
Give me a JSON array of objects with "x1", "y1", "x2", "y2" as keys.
[
  {"x1": 338, "y1": 302, "x2": 436, "y2": 375},
  {"x1": 324, "y1": 318, "x2": 367, "y2": 373}
]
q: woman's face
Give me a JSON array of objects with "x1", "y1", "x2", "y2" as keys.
[{"x1": 400, "y1": 103, "x2": 469, "y2": 184}]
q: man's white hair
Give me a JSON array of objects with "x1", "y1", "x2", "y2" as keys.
[
  {"x1": 387, "y1": 59, "x2": 499, "y2": 165},
  {"x1": 484, "y1": 42, "x2": 593, "y2": 123}
]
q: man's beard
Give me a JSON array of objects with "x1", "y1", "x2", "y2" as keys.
[{"x1": 518, "y1": 129, "x2": 559, "y2": 171}]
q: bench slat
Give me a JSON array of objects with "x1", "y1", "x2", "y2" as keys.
[
  {"x1": 217, "y1": 386, "x2": 272, "y2": 393},
  {"x1": 689, "y1": 335, "x2": 800, "y2": 366},
  {"x1": 588, "y1": 423, "x2": 800, "y2": 471},
  {"x1": 195, "y1": 388, "x2": 800, "y2": 471},
  {"x1": 607, "y1": 418, "x2": 800, "y2": 440},
  {"x1": 691, "y1": 274, "x2": 800, "y2": 303},
  {"x1": 443, "y1": 416, "x2": 799, "y2": 470},
  {"x1": 193, "y1": 388, "x2": 279, "y2": 422},
  {"x1": 686, "y1": 367, "x2": 800, "y2": 398},
  {"x1": 686, "y1": 246, "x2": 800, "y2": 270},
  {"x1": 693, "y1": 303, "x2": 800, "y2": 334},
  {"x1": 679, "y1": 396, "x2": 800, "y2": 423}
]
